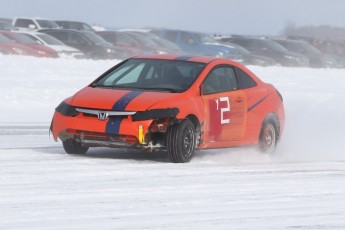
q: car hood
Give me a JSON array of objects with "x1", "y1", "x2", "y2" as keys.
[
  {"x1": 197, "y1": 42, "x2": 232, "y2": 52},
  {"x1": 48, "y1": 45, "x2": 82, "y2": 52},
  {"x1": 69, "y1": 86, "x2": 182, "y2": 111}
]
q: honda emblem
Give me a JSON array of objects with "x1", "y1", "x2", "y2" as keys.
[{"x1": 98, "y1": 112, "x2": 108, "y2": 120}]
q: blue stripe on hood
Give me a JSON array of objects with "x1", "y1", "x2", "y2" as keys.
[{"x1": 106, "y1": 91, "x2": 143, "y2": 135}]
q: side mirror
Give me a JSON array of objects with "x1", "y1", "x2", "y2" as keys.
[{"x1": 28, "y1": 24, "x2": 36, "y2": 29}]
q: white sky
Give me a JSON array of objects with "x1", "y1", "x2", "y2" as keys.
[{"x1": 1, "y1": 0, "x2": 344, "y2": 35}]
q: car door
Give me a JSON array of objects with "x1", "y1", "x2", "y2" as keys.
[{"x1": 202, "y1": 65, "x2": 247, "y2": 142}]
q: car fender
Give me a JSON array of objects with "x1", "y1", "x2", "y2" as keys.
[{"x1": 147, "y1": 93, "x2": 203, "y2": 123}]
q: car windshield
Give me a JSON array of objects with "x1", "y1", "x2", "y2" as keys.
[
  {"x1": 79, "y1": 23, "x2": 94, "y2": 32},
  {"x1": 36, "y1": 20, "x2": 60, "y2": 29},
  {"x1": 196, "y1": 33, "x2": 217, "y2": 43},
  {"x1": 154, "y1": 38, "x2": 181, "y2": 50},
  {"x1": 136, "y1": 32, "x2": 181, "y2": 50},
  {"x1": 0, "y1": 22, "x2": 17, "y2": 31},
  {"x1": 81, "y1": 31, "x2": 110, "y2": 45},
  {"x1": 12, "y1": 33, "x2": 37, "y2": 44},
  {"x1": 128, "y1": 33, "x2": 159, "y2": 47},
  {"x1": 230, "y1": 43, "x2": 250, "y2": 54},
  {"x1": 92, "y1": 59, "x2": 206, "y2": 92},
  {"x1": 300, "y1": 43, "x2": 322, "y2": 55},
  {"x1": 263, "y1": 40, "x2": 288, "y2": 52},
  {"x1": 37, "y1": 34, "x2": 64, "y2": 45}
]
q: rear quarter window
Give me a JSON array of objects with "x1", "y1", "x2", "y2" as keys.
[{"x1": 235, "y1": 67, "x2": 257, "y2": 89}]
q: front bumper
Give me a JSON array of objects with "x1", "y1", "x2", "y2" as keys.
[{"x1": 51, "y1": 111, "x2": 153, "y2": 148}]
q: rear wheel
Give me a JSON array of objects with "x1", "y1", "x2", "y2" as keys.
[
  {"x1": 166, "y1": 119, "x2": 196, "y2": 163},
  {"x1": 259, "y1": 120, "x2": 277, "y2": 154},
  {"x1": 62, "y1": 139, "x2": 89, "y2": 154}
]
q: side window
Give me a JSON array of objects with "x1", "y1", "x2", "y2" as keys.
[
  {"x1": 15, "y1": 19, "x2": 34, "y2": 28},
  {"x1": 101, "y1": 34, "x2": 116, "y2": 43},
  {"x1": 181, "y1": 32, "x2": 196, "y2": 44},
  {"x1": 164, "y1": 31, "x2": 178, "y2": 42},
  {"x1": 68, "y1": 33, "x2": 86, "y2": 44},
  {"x1": 48, "y1": 32, "x2": 67, "y2": 41},
  {"x1": 234, "y1": 40, "x2": 253, "y2": 50},
  {"x1": 235, "y1": 67, "x2": 257, "y2": 89},
  {"x1": 203, "y1": 66, "x2": 238, "y2": 95},
  {"x1": 26, "y1": 34, "x2": 41, "y2": 44},
  {"x1": 117, "y1": 34, "x2": 138, "y2": 46},
  {"x1": 58, "y1": 22, "x2": 68, "y2": 28},
  {"x1": 69, "y1": 22, "x2": 80, "y2": 30}
]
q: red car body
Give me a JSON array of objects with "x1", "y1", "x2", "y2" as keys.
[
  {"x1": 0, "y1": 32, "x2": 39, "y2": 56},
  {"x1": 51, "y1": 55, "x2": 285, "y2": 162},
  {"x1": 0, "y1": 30, "x2": 58, "y2": 58},
  {"x1": 0, "y1": 41, "x2": 37, "y2": 56}
]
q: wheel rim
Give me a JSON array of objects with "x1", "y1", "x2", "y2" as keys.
[
  {"x1": 181, "y1": 126, "x2": 195, "y2": 158},
  {"x1": 262, "y1": 123, "x2": 276, "y2": 152}
]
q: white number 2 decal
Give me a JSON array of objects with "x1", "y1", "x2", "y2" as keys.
[{"x1": 215, "y1": 97, "x2": 230, "y2": 124}]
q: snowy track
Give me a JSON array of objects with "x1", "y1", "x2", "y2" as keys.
[
  {"x1": 1, "y1": 136, "x2": 345, "y2": 229},
  {"x1": 1, "y1": 55, "x2": 345, "y2": 229}
]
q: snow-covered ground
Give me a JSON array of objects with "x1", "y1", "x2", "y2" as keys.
[{"x1": 1, "y1": 55, "x2": 345, "y2": 229}]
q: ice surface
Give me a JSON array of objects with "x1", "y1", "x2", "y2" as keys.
[{"x1": 1, "y1": 55, "x2": 345, "y2": 229}]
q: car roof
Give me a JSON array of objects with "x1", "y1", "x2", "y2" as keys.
[
  {"x1": 15, "y1": 30, "x2": 47, "y2": 36},
  {"x1": 55, "y1": 20, "x2": 85, "y2": 23},
  {"x1": 13, "y1": 17, "x2": 51, "y2": 20},
  {"x1": 96, "y1": 31, "x2": 120, "y2": 34},
  {"x1": 38, "y1": 28, "x2": 83, "y2": 34},
  {"x1": 132, "y1": 54, "x2": 227, "y2": 64},
  {"x1": 273, "y1": 39, "x2": 307, "y2": 44},
  {"x1": 39, "y1": 28, "x2": 75, "y2": 32}
]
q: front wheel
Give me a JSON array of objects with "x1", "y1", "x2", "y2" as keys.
[
  {"x1": 166, "y1": 119, "x2": 196, "y2": 163},
  {"x1": 259, "y1": 120, "x2": 277, "y2": 154},
  {"x1": 62, "y1": 139, "x2": 89, "y2": 154}
]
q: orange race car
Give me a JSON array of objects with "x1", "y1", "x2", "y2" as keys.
[{"x1": 51, "y1": 55, "x2": 285, "y2": 163}]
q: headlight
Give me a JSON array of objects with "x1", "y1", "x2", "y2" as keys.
[
  {"x1": 106, "y1": 48, "x2": 115, "y2": 53},
  {"x1": 132, "y1": 108, "x2": 179, "y2": 121},
  {"x1": 253, "y1": 58, "x2": 267, "y2": 66},
  {"x1": 284, "y1": 55, "x2": 297, "y2": 60},
  {"x1": 215, "y1": 52, "x2": 224, "y2": 58},
  {"x1": 59, "y1": 51, "x2": 69, "y2": 55},
  {"x1": 55, "y1": 101, "x2": 79, "y2": 117},
  {"x1": 157, "y1": 50, "x2": 168, "y2": 54},
  {"x1": 12, "y1": 47, "x2": 24, "y2": 54},
  {"x1": 324, "y1": 58, "x2": 336, "y2": 66},
  {"x1": 38, "y1": 50, "x2": 46, "y2": 55}
]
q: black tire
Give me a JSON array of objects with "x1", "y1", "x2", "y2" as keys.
[
  {"x1": 166, "y1": 119, "x2": 196, "y2": 163},
  {"x1": 62, "y1": 139, "x2": 89, "y2": 154},
  {"x1": 259, "y1": 120, "x2": 277, "y2": 154}
]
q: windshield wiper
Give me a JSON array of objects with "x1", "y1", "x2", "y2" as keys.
[
  {"x1": 138, "y1": 87, "x2": 182, "y2": 93},
  {"x1": 90, "y1": 83, "x2": 112, "y2": 88},
  {"x1": 91, "y1": 84, "x2": 139, "y2": 90},
  {"x1": 90, "y1": 84, "x2": 181, "y2": 92}
]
